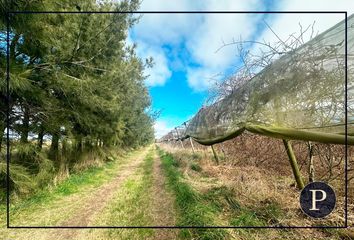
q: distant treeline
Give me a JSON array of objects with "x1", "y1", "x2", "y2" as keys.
[{"x1": 0, "y1": 0, "x2": 154, "y2": 199}]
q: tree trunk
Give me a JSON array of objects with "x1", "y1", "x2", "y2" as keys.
[
  {"x1": 49, "y1": 131, "x2": 60, "y2": 160},
  {"x1": 20, "y1": 105, "x2": 30, "y2": 143},
  {"x1": 0, "y1": 122, "x2": 5, "y2": 152},
  {"x1": 10, "y1": 33, "x2": 20, "y2": 60},
  {"x1": 37, "y1": 126, "x2": 44, "y2": 150}
]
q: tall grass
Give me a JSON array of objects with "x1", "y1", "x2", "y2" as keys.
[
  {"x1": 1, "y1": 140, "x2": 124, "y2": 202},
  {"x1": 10, "y1": 158, "x2": 122, "y2": 213},
  {"x1": 159, "y1": 146, "x2": 291, "y2": 239}
]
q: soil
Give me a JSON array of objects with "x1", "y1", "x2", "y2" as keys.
[{"x1": 49, "y1": 149, "x2": 148, "y2": 240}]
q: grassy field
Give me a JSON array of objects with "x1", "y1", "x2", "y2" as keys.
[
  {"x1": 156, "y1": 145, "x2": 348, "y2": 240},
  {"x1": 1, "y1": 147, "x2": 152, "y2": 239},
  {"x1": 1, "y1": 145, "x2": 351, "y2": 240}
]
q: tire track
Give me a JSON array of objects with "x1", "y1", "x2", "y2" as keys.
[
  {"x1": 148, "y1": 150, "x2": 178, "y2": 239},
  {"x1": 46, "y1": 148, "x2": 149, "y2": 240}
]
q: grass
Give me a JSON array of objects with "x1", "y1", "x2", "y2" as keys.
[
  {"x1": 10, "y1": 160, "x2": 118, "y2": 212},
  {"x1": 158, "y1": 148, "x2": 228, "y2": 240},
  {"x1": 87, "y1": 148, "x2": 156, "y2": 239},
  {"x1": 2, "y1": 149, "x2": 143, "y2": 228},
  {"x1": 4, "y1": 144, "x2": 338, "y2": 239},
  {"x1": 208, "y1": 187, "x2": 283, "y2": 227},
  {"x1": 158, "y1": 147, "x2": 298, "y2": 240},
  {"x1": 160, "y1": 146, "x2": 348, "y2": 239},
  {"x1": 200, "y1": 183, "x2": 284, "y2": 238},
  {"x1": 190, "y1": 162, "x2": 202, "y2": 172},
  {"x1": 0, "y1": 147, "x2": 152, "y2": 240}
]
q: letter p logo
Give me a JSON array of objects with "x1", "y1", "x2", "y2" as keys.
[
  {"x1": 309, "y1": 190, "x2": 327, "y2": 210},
  {"x1": 300, "y1": 182, "x2": 336, "y2": 218}
]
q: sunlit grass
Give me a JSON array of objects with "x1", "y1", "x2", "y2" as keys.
[
  {"x1": 87, "y1": 149, "x2": 155, "y2": 239},
  {"x1": 4, "y1": 149, "x2": 144, "y2": 227},
  {"x1": 158, "y1": 148, "x2": 228, "y2": 240}
]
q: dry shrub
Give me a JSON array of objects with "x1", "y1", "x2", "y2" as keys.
[
  {"x1": 160, "y1": 132, "x2": 352, "y2": 227},
  {"x1": 179, "y1": 133, "x2": 348, "y2": 194},
  {"x1": 215, "y1": 135, "x2": 349, "y2": 208}
]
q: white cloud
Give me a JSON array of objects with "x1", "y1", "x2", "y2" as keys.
[
  {"x1": 132, "y1": 0, "x2": 265, "y2": 90},
  {"x1": 185, "y1": 4, "x2": 263, "y2": 90},
  {"x1": 186, "y1": 14, "x2": 255, "y2": 68},
  {"x1": 130, "y1": 38, "x2": 172, "y2": 87},
  {"x1": 143, "y1": 47, "x2": 172, "y2": 87},
  {"x1": 278, "y1": 0, "x2": 354, "y2": 13},
  {"x1": 154, "y1": 120, "x2": 172, "y2": 138},
  {"x1": 256, "y1": 14, "x2": 346, "y2": 49},
  {"x1": 133, "y1": 0, "x2": 201, "y2": 45},
  {"x1": 186, "y1": 67, "x2": 223, "y2": 91},
  {"x1": 252, "y1": 1, "x2": 354, "y2": 57},
  {"x1": 130, "y1": 1, "x2": 199, "y2": 87},
  {"x1": 132, "y1": 0, "x2": 354, "y2": 91}
]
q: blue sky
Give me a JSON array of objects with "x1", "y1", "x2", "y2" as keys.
[{"x1": 128, "y1": 0, "x2": 354, "y2": 138}]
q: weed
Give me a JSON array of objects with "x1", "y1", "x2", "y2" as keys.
[{"x1": 253, "y1": 200, "x2": 283, "y2": 225}]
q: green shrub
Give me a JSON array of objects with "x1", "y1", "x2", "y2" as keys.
[{"x1": 0, "y1": 161, "x2": 34, "y2": 201}]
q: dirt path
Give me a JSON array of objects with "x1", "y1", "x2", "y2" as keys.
[
  {"x1": 148, "y1": 150, "x2": 178, "y2": 239},
  {"x1": 48, "y1": 148, "x2": 148, "y2": 240},
  {"x1": 3, "y1": 147, "x2": 181, "y2": 240}
]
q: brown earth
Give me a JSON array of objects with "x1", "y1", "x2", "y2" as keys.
[{"x1": 50, "y1": 149, "x2": 148, "y2": 240}]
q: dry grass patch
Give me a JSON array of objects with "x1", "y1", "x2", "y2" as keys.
[{"x1": 159, "y1": 144, "x2": 344, "y2": 239}]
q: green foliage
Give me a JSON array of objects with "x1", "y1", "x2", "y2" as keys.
[
  {"x1": 11, "y1": 143, "x2": 55, "y2": 188},
  {"x1": 34, "y1": 158, "x2": 55, "y2": 189},
  {"x1": 230, "y1": 211, "x2": 265, "y2": 226},
  {"x1": 0, "y1": 162, "x2": 34, "y2": 201},
  {"x1": 11, "y1": 154, "x2": 122, "y2": 210},
  {"x1": 1, "y1": 0, "x2": 154, "y2": 198}
]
